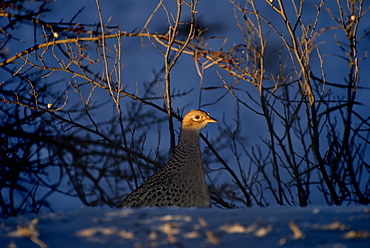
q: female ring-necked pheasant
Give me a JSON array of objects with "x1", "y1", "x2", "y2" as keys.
[{"x1": 118, "y1": 109, "x2": 217, "y2": 208}]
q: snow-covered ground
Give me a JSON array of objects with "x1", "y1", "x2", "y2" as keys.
[{"x1": 1, "y1": 206, "x2": 370, "y2": 248}]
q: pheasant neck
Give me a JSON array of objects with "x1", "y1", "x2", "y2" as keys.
[{"x1": 178, "y1": 129, "x2": 200, "y2": 149}]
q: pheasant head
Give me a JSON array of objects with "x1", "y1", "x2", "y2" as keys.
[{"x1": 181, "y1": 109, "x2": 217, "y2": 133}]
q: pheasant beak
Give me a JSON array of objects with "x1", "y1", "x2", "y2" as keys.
[{"x1": 206, "y1": 115, "x2": 217, "y2": 123}]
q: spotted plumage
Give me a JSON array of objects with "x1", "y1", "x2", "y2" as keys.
[{"x1": 118, "y1": 109, "x2": 217, "y2": 208}]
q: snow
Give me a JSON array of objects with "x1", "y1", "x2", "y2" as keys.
[{"x1": 1, "y1": 206, "x2": 370, "y2": 248}]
